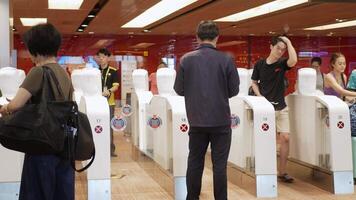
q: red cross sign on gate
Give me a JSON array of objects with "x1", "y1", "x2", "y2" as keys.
[
  {"x1": 95, "y1": 125, "x2": 103, "y2": 134},
  {"x1": 337, "y1": 121, "x2": 344, "y2": 129},
  {"x1": 261, "y1": 123, "x2": 269, "y2": 132},
  {"x1": 180, "y1": 124, "x2": 189, "y2": 133}
]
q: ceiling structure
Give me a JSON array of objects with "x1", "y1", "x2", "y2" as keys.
[{"x1": 12, "y1": 0, "x2": 356, "y2": 37}]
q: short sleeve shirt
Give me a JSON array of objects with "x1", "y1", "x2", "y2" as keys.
[
  {"x1": 251, "y1": 58, "x2": 290, "y2": 110},
  {"x1": 100, "y1": 66, "x2": 119, "y2": 105},
  {"x1": 20, "y1": 63, "x2": 73, "y2": 102}
]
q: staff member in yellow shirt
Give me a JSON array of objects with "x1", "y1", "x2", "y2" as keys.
[{"x1": 96, "y1": 48, "x2": 119, "y2": 157}]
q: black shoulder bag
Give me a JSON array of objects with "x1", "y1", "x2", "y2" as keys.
[{"x1": 0, "y1": 66, "x2": 95, "y2": 172}]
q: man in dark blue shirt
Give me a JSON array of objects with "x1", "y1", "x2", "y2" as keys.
[{"x1": 174, "y1": 20, "x2": 239, "y2": 200}]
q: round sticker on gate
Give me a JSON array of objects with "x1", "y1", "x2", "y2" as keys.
[
  {"x1": 337, "y1": 121, "x2": 344, "y2": 129},
  {"x1": 94, "y1": 125, "x2": 103, "y2": 134},
  {"x1": 231, "y1": 114, "x2": 240, "y2": 129},
  {"x1": 179, "y1": 123, "x2": 189, "y2": 133},
  {"x1": 121, "y1": 104, "x2": 133, "y2": 117},
  {"x1": 148, "y1": 115, "x2": 162, "y2": 129},
  {"x1": 261, "y1": 123, "x2": 269, "y2": 132},
  {"x1": 111, "y1": 116, "x2": 127, "y2": 131}
]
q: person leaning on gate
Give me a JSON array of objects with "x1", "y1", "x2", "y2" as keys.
[
  {"x1": 251, "y1": 35, "x2": 297, "y2": 183},
  {"x1": 0, "y1": 23, "x2": 75, "y2": 200},
  {"x1": 96, "y1": 48, "x2": 119, "y2": 157},
  {"x1": 174, "y1": 20, "x2": 240, "y2": 200}
]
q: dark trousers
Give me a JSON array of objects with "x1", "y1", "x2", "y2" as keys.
[
  {"x1": 110, "y1": 105, "x2": 116, "y2": 154},
  {"x1": 186, "y1": 126, "x2": 232, "y2": 200},
  {"x1": 19, "y1": 154, "x2": 74, "y2": 200}
]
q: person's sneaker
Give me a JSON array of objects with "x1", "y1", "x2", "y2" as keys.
[{"x1": 278, "y1": 173, "x2": 294, "y2": 183}]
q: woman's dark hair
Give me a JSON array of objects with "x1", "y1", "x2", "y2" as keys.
[
  {"x1": 271, "y1": 36, "x2": 287, "y2": 46},
  {"x1": 196, "y1": 20, "x2": 219, "y2": 41},
  {"x1": 330, "y1": 52, "x2": 345, "y2": 68},
  {"x1": 311, "y1": 57, "x2": 322, "y2": 65},
  {"x1": 96, "y1": 48, "x2": 111, "y2": 57},
  {"x1": 23, "y1": 23, "x2": 61, "y2": 57}
]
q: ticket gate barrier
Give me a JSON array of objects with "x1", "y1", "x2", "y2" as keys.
[
  {"x1": 287, "y1": 68, "x2": 354, "y2": 194},
  {"x1": 145, "y1": 68, "x2": 189, "y2": 200},
  {"x1": 227, "y1": 68, "x2": 277, "y2": 198},
  {"x1": 0, "y1": 67, "x2": 25, "y2": 200},
  {"x1": 72, "y1": 68, "x2": 111, "y2": 200},
  {"x1": 131, "y1": 69, "x2": 154, "y2": 157}
]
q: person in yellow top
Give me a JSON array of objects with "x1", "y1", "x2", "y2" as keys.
[{"x1": 96, "y1": 48, "x2": 119, "y2": 157}]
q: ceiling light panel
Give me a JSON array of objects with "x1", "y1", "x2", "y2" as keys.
[
  {"x1": 305, "y1": 20, "x2": 356, "y2": 30},
  {"x1": 20, "y1": 18, "x2": 47, "y2": 26},
  {"x1": 122, "y1": 0, "x2": 198, "y2": 28},
  {"x1": 215, "y1": 0, "x2": 308, "y2": 22},
  {"x1": 48, "y1": 0, "x2": 84, "y2": 10}
]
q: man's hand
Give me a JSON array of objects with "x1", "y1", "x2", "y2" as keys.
[
  {"x1": 102, "y1": 89, "x2": 110, "y2": 97},
  {"x1": 279, "y1": 36, "x2": 291, "y2": 45},
  {"x1": 0, "y1": 104, "x2": 9, "y2": 117}
]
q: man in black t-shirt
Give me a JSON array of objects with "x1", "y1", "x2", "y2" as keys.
[{"x1": 251, "y1": 36, "x2": 297, "y2": 183}]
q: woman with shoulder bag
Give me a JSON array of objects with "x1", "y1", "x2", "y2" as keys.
[{"x1": 0, "y1": 24, "x2": 75, "y2": 200}]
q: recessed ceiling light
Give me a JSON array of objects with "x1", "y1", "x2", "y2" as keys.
[
  {"x1": 215, "y1": 0, "x2": 308, "y2": 22},
  {"x1": 143, "y1": 29, "x2": 151, "y2": 33},
  {"x1": 77, "y1": 29, "x2": 84, "y2": 32},
  {"x1": 20, "y1": 18, "x2": 47, "y2": 26},
  {"x1": 81, "y1": 24, "x2": 88, "y2": 27},
  {"x1": 336, "y1": 18, "x2": 346, "y2": 23},
  {"x1": 305, "y1": 19, "x2": 356, "y2": 30},
  {"x1": 88, "y1": 14, "x2": 95, "y2": 18},
  {"x1": 48, "y1": 0, "x2": 83, "y2": 10},
  {"x1": 122, "y1": 0, "x2": 198, "y2": 28}
]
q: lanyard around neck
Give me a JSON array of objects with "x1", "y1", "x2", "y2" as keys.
[{"x1": 103, "y1": 67, "x2": 110, "y2": 87}]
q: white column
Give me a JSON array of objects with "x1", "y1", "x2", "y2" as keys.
[{"x1": 0, "y1": 0, "x2": 11, "y2": 68}]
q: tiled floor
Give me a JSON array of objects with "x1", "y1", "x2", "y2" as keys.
[{"x1": 75, "y1": 132, "x2": 356, "y2": 200}]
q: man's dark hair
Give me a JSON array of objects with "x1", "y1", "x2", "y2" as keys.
[
  {"x1": 311, "y1": 57, "x2": 322, "y2": 65},
  {"x1": 271, "y1": 36, "x2": 287, "y2": 46},
  {"x1": 196, "y1": 20, "x2": 219, "y2": 41},
  {"x1": 23, "y1": 23, "x2": 61, "y2": 57},
  {"x1": 97, "y1": 48, "x2": 111, "y2": 57}
]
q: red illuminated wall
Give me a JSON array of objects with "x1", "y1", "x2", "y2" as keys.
[{"x1": 14, "y1": 34, "x2": 356, "y2": 95}]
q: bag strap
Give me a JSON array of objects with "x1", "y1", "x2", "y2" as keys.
[
  {"x1": 341, "y1": 73, "x2": 346, "y2": 101},
  {"x1": 66, "y1": 120, "x2": 96, "y2": 172},
  {"x1": 69, "y1": 137, "x2": 95, "y2": 172},
  {"x1": 42, "y1": 66, "x2": 66, "y2": 101}
]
